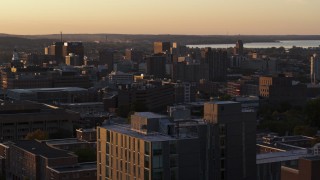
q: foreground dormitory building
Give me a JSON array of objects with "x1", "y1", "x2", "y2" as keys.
[
  {"x1": 0, "y1": 140, "x2": 97, "y2": 180},
  {"x1": 97, "y1": 101, "x2": 256, "y2": 180}
]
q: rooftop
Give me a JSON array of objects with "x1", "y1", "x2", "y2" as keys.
[
  {"x1": 101, "y1": 124, "x2": 191, "y2": 142},
  {"x1": 41, "y1": 138, "x2": 91, "y2": 146},
  {"x1": 257, "y1": 149, "x2": 310, "y2": 164},
  {"x1": 303, "y1": 155, "x2": 320, "y2": 161},
  {"x1": 8, "y1": 87, "x2": 87, "y2": 93},
  {"x1": 76, "y1": 128, "x2": 96, "y2": 133},
  {"x1": 206, "y1": 101, "x2": 239, "y2": 105},
  {"x1": 59, "y1": 102, "x2": 104, "y2": 106},
  {"x1": 48, "y1": 162, "x2": 96, "y2": 173},
  {"x1": 12, "y1": 140, "x2": 75, "y2": 159},
  {"x1": 134, "y1": 112, "x2": 167, "y2": 119}
]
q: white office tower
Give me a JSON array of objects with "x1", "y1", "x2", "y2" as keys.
[
  {"x1": 12, "y1": 49, "x2": 19, "y2": 61},
  {"x1": 311, "y1": 54, "x2": 320, "y2": 84}
]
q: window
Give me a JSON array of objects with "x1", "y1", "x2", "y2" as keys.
[
  {"x1": 169, "y1": 141, "x2": 177, "y2": 154},
  {"x1": 106, "y1": 155, "x2": 110, "y2": 166},
  {"x1": 144, "y1": 156, "x2": 150, "y2": 168},
  {"x1": 220, "y1": 137, "x2": 225, "y2": 147},
  {"x1": 219, "y1": 125, "x2": 225, "y2": 135},
  {"x1": 153, "y1": 171, "x2": 163, "y2": 180},
  {"x1": 106, "y1": 144, "x2": 110, "y2": 154},
  {"x1": 170, "y1": 169, "x2": 178, "y2": 180},
  {"x1": 170, "y1": 157, "x2": 177, "y2": 168},
  {"x1": 220, "y1": 149, "x2": 225, "y2": 158},
  {"x1": 152, "y1": 156, "x2": 163, "y2": 169},
  {"x1": 152, "y1": 142, "x2": 162, "y2": 155},
  {"x1": 221, "y1": 170, "x2": 225, "y2": 180},
  {"x1": 144, "y1": 169, "x2": 149, "y2": 180},
  {"x1": 106, "y1": 167, "x2": 110, "y2": 178},
  {"x1": 221, "y1": 160, "x2": 225, "y2": 169},
  {"x1": 107, "y1": 131, "x2": 111, "y2": 142},
  {"x1": 145, "y1": 142, "x2": 150, "y2": 155}
]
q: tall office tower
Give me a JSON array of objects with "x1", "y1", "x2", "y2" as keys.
[
  {"x1": 154, "y1": 42, "x2": 171, "y2": 54},
  {"x1": 65, "y1": 53, "x2": 82, "y2": 66},
  {"x1": 204, "y1": 101, "x2": 256, "y2": 180},
  {"x1": 146, "y1": 55, "x2": 166, "y2": 78},
  {"x1": 45, "y1": 42, "x2": 64, "y2": 63},
  {"x1": 10, "y1": 49, "x2": 23, "y2": 68},
  {"x1": 205, "y1": 48, "x2": 227, "y2": 82},
  {"x1": 234, "y1": 40, "x2": 244, "y2": 55},
  {"x1": 63, "y1": 42, "x2": 84, "y2": 63},
  {"x1": 99, "y1": 49, "x2": 114, "y2": 73},
  {"x1": 311, "y1": 54, "x2": 320, "y2": 84},
  {"x1": 97, "y1": 112, "x2": 206, "y2": 180},
  {"x1": 125, "y1": 49, "x2": 144, "y2": 63},
  {"x1": 171, "y1": 42, "x2": 179, "y2": 55}
]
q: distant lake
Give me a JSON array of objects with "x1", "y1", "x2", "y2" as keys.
[{"x1": 187, "y1": 40, "x2": 320, "y2": 49}]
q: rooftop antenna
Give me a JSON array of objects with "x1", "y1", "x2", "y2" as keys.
[{"x1": 60, "y1": 31, "x2": 63, "y2": 42}]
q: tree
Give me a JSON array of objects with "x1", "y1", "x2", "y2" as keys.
[
  {"x1": 218, "y1": 94, "x2": 232, "y2": 101},
  {"x1": 75, "y1": 148, "x2": 96, "y2": 162},
  {"x1": 305, "y1": 98, "x2": 320, "y2": 127},
  {"x1": 25, "y1": 129, "x2": 48, "y2": 140},
  {"x1": 49, "y1": 129, "x2": 73, "y2": 139},
  {"x1": 294, "y1": 126, "x2": 317, "y2": 137}
]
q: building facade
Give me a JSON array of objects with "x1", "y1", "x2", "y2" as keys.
[{"x1": 203, "y1": 101, "x2": 256, "y2": 180}]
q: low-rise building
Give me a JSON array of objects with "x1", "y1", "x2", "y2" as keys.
[
  {"x1": 0, "y1": 100, "x2": 77, "y2": 141},
  {"x1": 0, "y1": 140, "x2": 96, "y2": 180}
]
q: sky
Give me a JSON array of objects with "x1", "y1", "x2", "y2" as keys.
[{"x1": 0, "y1": 0, "x2": 319, "y2": 35}]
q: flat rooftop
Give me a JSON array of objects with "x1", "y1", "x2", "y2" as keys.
[
  {"x1": 48, "y1": 162, "x2": 97, "y2": 173},
  {"x1": 76, "y1": 128, "x2": 96, "y2": 133},
  {"x1": 42, "y1": 138, "x2": 92, "y2": 146},
  {"x1": 101, "y1": 124, "x2": 191, "y2": 142},
  {"x1": 8, "y1": 87, "x2": 87, "y2": 93},
  {"x1": 257, "y1": 149, "x2": 310, "y2": 164},
  {"x1": 134, "y1": 112, "x2": 167, "y2": 119},
  {"x1": 303, "y1": 155, "x2": 320, "y2": 161},
  {"x1": 206, "y1": 101, "x2": 239, "y2": 105},
  {"x1": 59, "y1": 102, "x2": 104, "y2": 106},
  {"x1": 12, "y1": 140, "x2": 75, "y2": 159}
]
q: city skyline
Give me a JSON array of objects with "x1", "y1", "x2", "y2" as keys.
[{"x1": 0, "y1": 0, "x2": 319, "y2": 35}]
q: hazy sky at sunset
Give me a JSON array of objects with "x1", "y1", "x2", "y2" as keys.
[{"x1": 0, "y1": 0, "x2": 319, "y2": 35}]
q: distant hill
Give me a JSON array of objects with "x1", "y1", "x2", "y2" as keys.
[
  {"x1": 1, "y1": 34, "x2": 320, "y2": 51},
  {"x1": 0, "y1": 36, "x2": 56, "y2": 51},
  {"x1": 1, "y1": 33, "x2": 320, "y2": 45}
]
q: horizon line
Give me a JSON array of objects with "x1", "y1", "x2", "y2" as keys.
[{"x1": 1, "y1": 32, "x2": 320, "y2": 37}]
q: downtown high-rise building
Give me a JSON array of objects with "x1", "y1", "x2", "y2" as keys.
[
  {"x1": 234, "y1": 40, "x2": 244, "y2": 55},
  {"x1": 63, "y1": 42, "x2": 84, "y2": 62},
  {"x1": 99, "y1": 49, "x2": 115, "y2": 73},
  {"x1": 45, "y1": 42, "x2": 64, "y2": 63},
  {"x1": 45, "y1": 42, "x2": 84, "y2": 64},
  {"x1": 154, "y1": 42, "x2": 171, "y2": 54},
  {"x1": 205, "y1": 48, "x2": 227, "y2": 82},
  {"x1": 125, "y1": 49, "x2": 144, "y2": 63},
  {"x1": 146, "y1": 55, "x2": 166, "y2": 78},
  {"x1": 310, "y1": 54, "x2": 320, "y2": 84}
]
